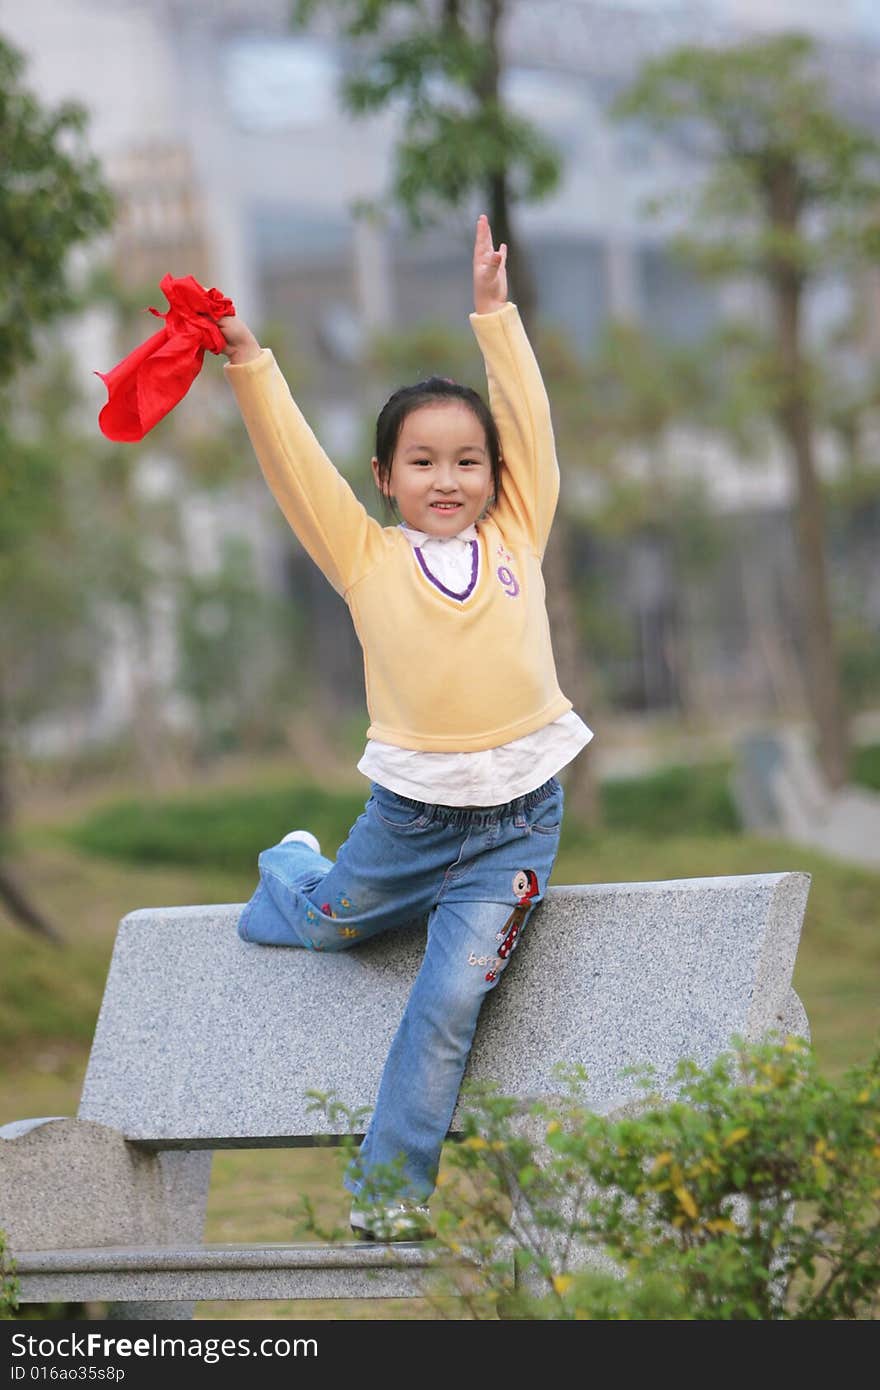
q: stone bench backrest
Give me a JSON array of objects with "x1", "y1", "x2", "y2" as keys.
[{"x1": 76, "y1": 873, "x2": 811, "y2": 1149}]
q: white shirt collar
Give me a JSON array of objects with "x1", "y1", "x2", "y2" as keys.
[{"x1": 399, "y1": 521, "x2": 478, "y2": 546}]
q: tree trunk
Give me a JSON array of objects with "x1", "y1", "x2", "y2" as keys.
[
  {"x1": 476, "y1": 0, "x2": 538, "y2": 332},
  {"x1": 0, "y1": 688, "x2": 63, "y2": 944},
  {"x1": 486, "y1": 168, "x2": 537, "y2": 334},
  {"x1": 775, "y1": 359, "x2": 850, "y2": 786},
  {"x1": 128, "y1": 605, "x2": 174, "y2": 793},
  {"x1": 477, "y1": 0, "x2": 600, "y2": 826},
  {"x1": 0, "y1": 862, "x2": 64, "y2": 944},
  {"x1": 542, "y1": 518, "x2": 602, "y2": 825},
  {"x1": 768, "y1": 168, "x2": 851, "y2": 789}
]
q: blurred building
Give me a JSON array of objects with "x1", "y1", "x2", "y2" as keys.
[
  {"x1": 4, "y1": 0, "x2": 880, "y2": 753},
  {"x1": 105, "y1": 142, "x2": 212, "y2": 293}
]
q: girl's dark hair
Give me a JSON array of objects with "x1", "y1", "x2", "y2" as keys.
[{"x1": 373, "y1": 377, "x2": 502, "y2": 521}]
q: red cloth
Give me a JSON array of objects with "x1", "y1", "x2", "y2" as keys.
[{"x1": 95, "y1": 274, "x2": 235, "y2": 442}]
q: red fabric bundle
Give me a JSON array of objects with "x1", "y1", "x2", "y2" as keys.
[{"x1": 95, "y1": 274, "x2": 235, "y2": 442}]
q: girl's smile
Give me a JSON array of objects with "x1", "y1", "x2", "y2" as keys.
[{"x1": 372, "y1": 402, "x2": 494, "y2": 536}]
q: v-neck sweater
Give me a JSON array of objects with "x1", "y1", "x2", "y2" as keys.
[
  {"x1": 358, "y1": 521, "x2": 593, "y2": 804},
  {"x1": 224, "y1": 302, "x2": 581, "y2": 756}
]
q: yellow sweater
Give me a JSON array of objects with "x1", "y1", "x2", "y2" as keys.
[{"x1": 223, "y1": 301, "x2": 572, "y2": 753}]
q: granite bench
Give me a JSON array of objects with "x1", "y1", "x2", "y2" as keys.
[{"x1": 0, "y1": 870, "x2": 811, "y2": 1319}]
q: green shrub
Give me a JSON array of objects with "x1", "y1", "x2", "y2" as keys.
[
  {"x1": 601, "y1": 760, "x2": 740, "y2": 837},
  {"x1": 57, "y1": 783, "x2": 369, "y2": 871},
  {"x1": 852, "y1": 740, "x2": 880, "y2": 793},
  {"x1": 302, "y1": 1035, "x2": 880, "y2": 1320}
]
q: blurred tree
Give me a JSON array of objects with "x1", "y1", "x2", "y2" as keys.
[
  {"x1": 292, "y1": 0, "x2": 603, "y2": 822},
  {"x1": 0, "y1": 33, "x2": 113, "y2": 940},
  {"x1": 293, "y1": 0, "x2": 560, "y2": 328},
  {"x1": 614, "y1": 32, "x2": 880, "y2": 789},
  {"x1": 547, "y1": 319, "x2": 737, "y2": 723},
  {"x1": 0, "y1": 37, "x2": 114, "y2": 383}
]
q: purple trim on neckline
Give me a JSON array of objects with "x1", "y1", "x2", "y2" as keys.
[{"x1": 414, "y1": 539, "x2": 479, "y2": 601}]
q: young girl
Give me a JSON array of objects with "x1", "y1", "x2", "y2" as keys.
[{"x1": 218, "y1": 214, "x2": 593, "y2": 1241}]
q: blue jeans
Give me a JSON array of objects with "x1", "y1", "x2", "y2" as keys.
[{"x1": 237, "y1": 775, "x2": 564, "y2": 1203}]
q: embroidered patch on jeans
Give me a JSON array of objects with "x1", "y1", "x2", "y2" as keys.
[
  {"x1": 486, "y1": 869, "x2": 540, "y2": 982},
  {"x1": 511, "y1": 869, "x2": 539, "y2": 900},
  {"x1": 469, "y1": 952, "x2": 501, "y2": 970}
]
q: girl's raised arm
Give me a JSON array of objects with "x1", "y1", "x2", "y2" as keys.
[
  {"x1": 219, "y1": 316, "x2": 389, "y2": 598},
  {"x1": 469, "y1": 217, "x2": 560, "y2": 557}
]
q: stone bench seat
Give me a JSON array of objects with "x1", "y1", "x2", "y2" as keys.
[{"x1": 0, "y1": 872, "x2": 811, "y2": 1318}]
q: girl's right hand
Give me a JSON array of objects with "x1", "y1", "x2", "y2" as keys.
[
  {"x1": 217, "y1": 315, "x2": 262, "y2": 365},
  {"x1": 473, "y1": 213, "x2": 508, "y2": 315}
]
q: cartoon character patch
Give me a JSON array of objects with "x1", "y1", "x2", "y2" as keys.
[
  {"x1": 510, "y1": 869, "x2": 538, "y2": 901},
  {"x1": 485, "y1": 869, "x2": 540, "y2": 983}
]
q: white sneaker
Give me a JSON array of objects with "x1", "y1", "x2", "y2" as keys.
[
  {"x1": 280, "y1": 829, "x2": 322, "y2": 855},
  {"x1": 349, "y1": 1200, "x2": 435, "y2": 1242}
]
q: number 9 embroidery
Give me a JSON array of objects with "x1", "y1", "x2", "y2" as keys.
[{"x1": 497, "y1": 564, "x2": 520, "y2": 598}]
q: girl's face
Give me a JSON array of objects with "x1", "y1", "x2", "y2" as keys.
[{"x1": 372, "y1": 402, "x2": 494, "y2": 536}]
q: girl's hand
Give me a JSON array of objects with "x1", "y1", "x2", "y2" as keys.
[
  {"x1": 217, "y1": 314, "x2": 262, "y2": 365},
  {"x1": 473, "y1": 213, "x2": 508, "y2": 315}
]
